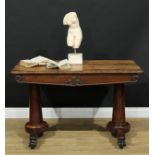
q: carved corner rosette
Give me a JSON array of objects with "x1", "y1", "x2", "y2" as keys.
[
  {"x1": 130, "y1": 75, "x2": 139, "y2": 81},
  {"x1": 15, "y1": 75, "x2": 24, "y2": 83},
  {"x1": 64, "y1": 76, "x2": 83, "y2": 86}
]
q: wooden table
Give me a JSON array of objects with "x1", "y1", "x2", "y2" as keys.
[{"x1": 11, "y1": 60, "x2": 143, "y2": 149}]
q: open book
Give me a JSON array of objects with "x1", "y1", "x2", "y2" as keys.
[{"x1": 19, "y1": 56, "x2": 70, "y2": 69}]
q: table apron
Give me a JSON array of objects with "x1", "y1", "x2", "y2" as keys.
[{"x1": 14, "y1": 74, "x2": 139, "y2": 86}]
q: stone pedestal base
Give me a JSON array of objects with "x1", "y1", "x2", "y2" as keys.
[{"x1": 68, "y1": 53, "x2": 83, "y2": 64}]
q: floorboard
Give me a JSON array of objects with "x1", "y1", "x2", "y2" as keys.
[{"x1": 6, "y1": 118, "x2": 148, "y2": 155}]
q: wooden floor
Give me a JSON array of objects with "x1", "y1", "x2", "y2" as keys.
[{"x1": 6, "y1": 118, "x2": 148, "y2": 155}]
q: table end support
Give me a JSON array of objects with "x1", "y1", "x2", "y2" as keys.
[
  {"x1": 25, "y1": 84, "x2": 48, "y2": 149},
  {"x1": 106, "y1": 84, "x2": 130, "y2": 149}
]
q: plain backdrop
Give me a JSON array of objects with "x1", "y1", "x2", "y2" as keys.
[{"x1": 5, "y1": 0, "x2": 149, "y2": 107}]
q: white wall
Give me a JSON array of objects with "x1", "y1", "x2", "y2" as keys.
[{"x1": 5, "y1": 108, "x2": 149, "y2": 118}]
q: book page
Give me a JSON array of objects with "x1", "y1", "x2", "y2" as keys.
[{"x1": 19, "y1": 56, "x2": 70, "y2": 69}]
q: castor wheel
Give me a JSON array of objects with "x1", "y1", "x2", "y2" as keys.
[
  {"x1": 29, "y1": 135, "x2": 37, "y2": 149},
  {"x1": 118, "y1": 137, "x2": 126, "y2": 149}
]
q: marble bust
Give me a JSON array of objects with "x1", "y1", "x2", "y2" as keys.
[{"x1": 63, "y1": 12, "x2": 83, "y2": 64}]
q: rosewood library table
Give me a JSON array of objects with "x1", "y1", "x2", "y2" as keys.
[{"x1": 11, "y1": 60, "x2": 143, "y2": 149}]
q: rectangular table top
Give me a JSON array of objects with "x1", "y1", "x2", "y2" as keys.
[{"x1": 11, "y1": 60, "x2": 143, "y2": 75}]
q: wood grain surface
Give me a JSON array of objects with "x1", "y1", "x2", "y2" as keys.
[{"x1": 11, "y1": 60, "x2": 143, "y2": 74}]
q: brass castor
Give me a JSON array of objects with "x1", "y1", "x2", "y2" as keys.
[
  {"x1": 118, "y1": 137, "x2": 126, "y2": 149},
  {"x1": 29, "y1": 135, "x2": 37, "y2": 149}
]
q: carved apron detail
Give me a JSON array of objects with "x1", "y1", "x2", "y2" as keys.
[
  {"x1": 64, "y1": 76, "x2": 83, "y2": 86},
  {"x1": 130, "y1": 75, "x2": 139, "y2": 81},
  {"x1": 15, "y1": 75, "x2": 24, "y2": 82}
]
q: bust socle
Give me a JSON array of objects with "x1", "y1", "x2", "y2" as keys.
[{"x1": 63, "y1": 12, "x2": 83, "y2": 64}]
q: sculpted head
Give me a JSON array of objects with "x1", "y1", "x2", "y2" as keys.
[{"x1": 63, "y1": 12, "x2": 79, "y2": 26}]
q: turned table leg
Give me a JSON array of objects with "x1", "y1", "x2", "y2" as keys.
[
  {"x1": 106, "y1": 84, "x2": 130, "y2": 149},
  {"x1": 25, "y1": 84, "x2": 49, "y2": 149}
]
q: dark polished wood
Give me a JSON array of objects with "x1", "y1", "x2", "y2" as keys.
[
  {"x1": 11, "y1": 60, "x2": 143, "y2": 149},
  {"x1": 25, "y1": 84, "x2": 48, "y2": 149},
  {"x1": 106, "y1": 84, "x2": 130, "y2": 148},
  {"x1": 11, "y1": 60, "x2": 142, "y2": 86}
]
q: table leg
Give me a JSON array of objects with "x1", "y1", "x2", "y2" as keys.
[
  {"x1": 106, "y1": 84, "x2": 130, "y2": 149},
  {"x1": 25, "y1": 84, "x2": 49, "y2": 149}
]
